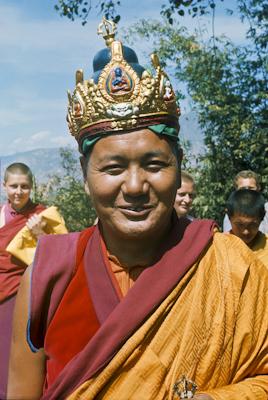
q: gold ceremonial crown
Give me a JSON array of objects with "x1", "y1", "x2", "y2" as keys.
[{"x1": 67, "y1": 17, "x2": 180, "y2": 150}]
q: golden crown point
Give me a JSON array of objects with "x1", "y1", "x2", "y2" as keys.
[
  {"x1": 97, "y1": 17, "x2": 117, "y2": 47},
  {"x1": 67, "y1": 18, "x2": 179, "y2": 151}
]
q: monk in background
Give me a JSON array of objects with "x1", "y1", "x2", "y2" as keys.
[
  {"x1": 226, "y1": 188, "x2": 268, "y2": 268},
  {"x1": 0, "y1": 162, "x2": 67, "y2": 399}
]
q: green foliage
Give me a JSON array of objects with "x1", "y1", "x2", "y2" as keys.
[
  {"x1": 127, "y1": 9, "x2": 268, "y2": 225},
  {"x1": 54, "y1": 0, "x2": 228, "y2": 26},
  {"x1": 36, "y1": 147, "x2": 96, "y2": 231},
  {"x1": 161, "y1": 0, "x2": 223, "y2": 25},
  {"x1": 54, "y1": 0, "x2": 121, "y2": 25},
  {"x1": 53, "y1": 0, "x2": 267, "y2": 226}
]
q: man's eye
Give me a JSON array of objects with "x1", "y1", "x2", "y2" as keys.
[
  {"x1": 146, "y1": 161, "x2": 167, "y2": 171},
  {"x1": 102, "y1": 165, "x2": 124, "y2": 174}
]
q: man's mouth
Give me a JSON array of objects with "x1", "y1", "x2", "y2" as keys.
[
  {"x1": 124, "y1": 206, "x2": 147, "y2": 211},
  {"x1": 119, "y1": 205, "x2": 153, "y2": 217}
]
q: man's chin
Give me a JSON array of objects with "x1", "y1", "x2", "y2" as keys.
[{"x1": 177, "y1": 209, "x2": 188, "y2": 216}]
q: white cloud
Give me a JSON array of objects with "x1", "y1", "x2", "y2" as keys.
[
  {"x1": 0, "y1": 4, "x2": 99, "y2": 74},
  {"x1": 0, "y1": 129, "x2": 74, "y2": 156},
  {"x1": 31, "y1": 131, "x2": 51, "y2": 142},
  {"x1": 50, "y1": 135, "x2": 75, "y2": 146}
]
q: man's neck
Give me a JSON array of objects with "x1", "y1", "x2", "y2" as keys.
[
  {"x1": 101, "y1": 221, "x2": 172, "y2": 269},
  {"x1": 9, "y1": 199, "x2": 33, "y2": 213}
]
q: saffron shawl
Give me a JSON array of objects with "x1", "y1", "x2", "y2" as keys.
[
  {"x1": 67, "y1": 233, "x2": 268, "y2": 400},
  {"x1": 250, "y1": 232, "x2": 268, "y2": 269},
  {"x1": 28, "y1": 218, "x2": 216, "y2": 399}
]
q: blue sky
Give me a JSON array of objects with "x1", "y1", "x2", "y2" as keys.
[{"x1": 0, "y1": 0, "x2": 248, "y2": 155}]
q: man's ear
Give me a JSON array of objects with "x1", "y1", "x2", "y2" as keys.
[
  {"x1": 84, "y1": 181, "x2": 90, "y2": 197},
  {"x1": 177, "y1": 147, "x2": 183, "y2": 188},
  {"x1": 178, "y1": 147, "x2": 183, "y2": 165},
  {"x1": 80, "y1": 156, "x2": 87, "y2": 181}
]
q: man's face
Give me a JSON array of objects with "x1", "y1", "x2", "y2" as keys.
[
  {"x1": 230, "y1": 213, "x2": 261, "y2": 245},
  {"x1": 174, "y1": 180, "x2": 195, "y2": 217},
  {"x1": 3, "y1": 173, "x2": 32, "y2": 211},
  {"x1": 85, "y1": 129, "x2": 180, "y2": 243},
  {"x1": 236, "y1": 177, "x2": 259, "y2": 191}
]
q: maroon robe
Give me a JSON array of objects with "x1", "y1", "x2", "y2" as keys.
[
  {"x1": 28, "y1": 216, "x2": 216, "y2": 399},
  {"x1": 0, "y1": 201, "x2": 46, "y2": 399}
]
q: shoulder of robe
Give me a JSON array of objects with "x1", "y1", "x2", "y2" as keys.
[
  {"x1": 209, "y1": 231, "x2": 268, "y2": 293},
  {"x1": 32, "y1": 232, "x2": 80, "y2": 274}
]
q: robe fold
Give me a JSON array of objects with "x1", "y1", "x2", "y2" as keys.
[
  {"x1": 250, "y1": 231, "x2": 268, "y2": 268},
  {"x1": 6, "y1": 205, "x2": 68, "y2": 265},
  {"x1": 0, "y1": 203, "x2": 67, "y2": 399},
  {"x1": 0, "y1": 203, "x2": 46, "y2": 302},
  {"x1": 0, "y1": 202, "x2": 45, "y2": 399},
  {"x1": 28, "y1": 217, "x2": 268, "y2": 399},
  {"x1": 67, "y1": 234, "x2": 268, "y2": 400}
]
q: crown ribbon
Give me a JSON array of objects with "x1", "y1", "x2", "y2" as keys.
[{"x1": 67, "y1": 17, "x2": 180, "y2": 154}]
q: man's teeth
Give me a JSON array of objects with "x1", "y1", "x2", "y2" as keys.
[{"x1": 127, "y1": 207, "x2": 144, "y2": 211}]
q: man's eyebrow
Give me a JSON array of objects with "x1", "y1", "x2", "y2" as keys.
[
  {"x1": 142, "y1": 151, "x2": 166, "y2": 158},
  {"x1": 99, "y1": 151, "x2": 167, "y2": 161}
]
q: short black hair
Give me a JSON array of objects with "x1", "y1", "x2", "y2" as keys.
[{"x1": 226, "y1": 189, "x2": 265, "y2": 220}]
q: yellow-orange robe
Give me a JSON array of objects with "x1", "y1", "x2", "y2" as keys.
[
  {"x1": 250, "y1": 231, "x2": 268, "y2": 269},
  {"x1": 68, "y1": 232, "x2": 268, "y2": 400}
]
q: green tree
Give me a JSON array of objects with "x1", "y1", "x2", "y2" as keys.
[
  {"x1": 53, "y1": 0, "x2": 229, "y2": 25},
  {"x1": 36, "y1": 147, "x2": 96, "y2": 231},
  {"x1": 126, "y1": 14, "x2": 267, "y2": 224},
  {"x1": 54, "y1": 0, "x2": 267, "y2": 225}
]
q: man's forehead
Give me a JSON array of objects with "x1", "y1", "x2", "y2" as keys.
[
  {"x1": 5, "y1": 172, "x2": 31, "y2": 182},
  {"x1": 237, "y1": 177, "x2": 257, "y2": 189},
  {"x1": 231, "y1": 213, "x2": 261, "y2": 223},
  {"x1": 91, "y1": 129, "x2": 175, "y2": 155}
]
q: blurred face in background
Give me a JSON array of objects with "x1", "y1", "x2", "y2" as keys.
[
  {"x1": 3, "y1": 173, "x2": 32, "y2": 211},
  {"x1": 230, "y1": 213, "x2": 261, "y2": 245},
  {"x1": 236, "y1": 177, "x2": 259, "y2": 191},
  {"x1": 174, "y1": 179, "x2": 195, "y2": 217}
]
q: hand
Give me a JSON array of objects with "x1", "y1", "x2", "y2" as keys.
[
  {"x1": 193, "y1": 395, "x2": 213, "y2": 400},
  {"x1": 26, "y1": 214, "x2": 47, "y2": 239}
]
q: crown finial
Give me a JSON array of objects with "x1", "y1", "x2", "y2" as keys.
[{"x1": 97, "y1": 17, "x2": 117, "y2": 47}]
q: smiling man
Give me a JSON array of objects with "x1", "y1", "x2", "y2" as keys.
[{"x1": 7, "y1": 18, "x2": 268, "y2": 400}]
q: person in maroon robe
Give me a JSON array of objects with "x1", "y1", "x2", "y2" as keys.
[
  {"x1": 7, "y1": 19, "x2": 268, "y2": 400},
  {"x1": 0, "y1": 162, "x2": 47, "y2": 399}
]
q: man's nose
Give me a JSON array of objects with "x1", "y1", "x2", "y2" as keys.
[
  {"x1": 184, "y1": 194, "x2": 191, "y2": 202},
  {"x1": 15, "y1": 186, "x2": 23, "y2": 194},
  {"x1": 122, "y1": 168, "x2": 149, "y2": 196}
]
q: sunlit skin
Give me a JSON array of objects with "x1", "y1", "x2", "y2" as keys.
[
  {"x1": 2, "y1": 172, "x2": 46, "y2": 237},
  {"x1": 85, "y1": 129, "x2": 181, "y2": 267},
  {"x1": 230, "y1": 213, "x2": 262, "y2": 246},
  {"x1": 236, "y1": 177, "x2": 259, "y2": 191},
  {"x1": 3, "y1": 173, "x2": 32, "y2": 211},
  {"x1": 174, "y1": 179, "x2": 195, "y2": 217}
]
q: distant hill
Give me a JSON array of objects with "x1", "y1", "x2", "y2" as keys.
[{"x1": 0, "y1": 147, "x2": 75, "y2": 184}]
